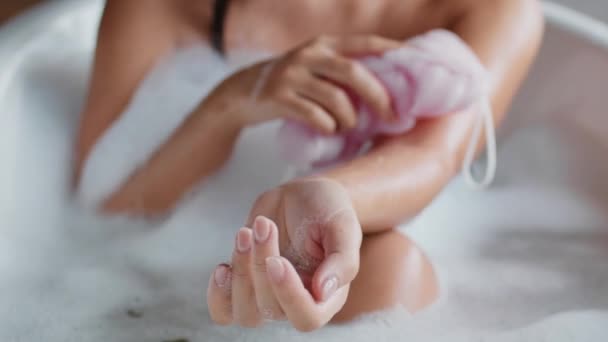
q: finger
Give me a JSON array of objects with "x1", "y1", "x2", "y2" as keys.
[
  {"x1": 282, "y1": 91, "x2": 337, "y2": 134},
  {"x1": 251, "y1": 216, "x2": 285, "y2": 320},
  {"x1": 309, "y1": 55, "x2": 394, "y2": 121},
  {"x1": 312, "y1": 209, "x2": 362, "y2": 302},
  {"x1": 296, "y1": 74, "x2": 358, "y2": 130},
  {"x1": 231, "y1": 227, "x2": 262, "y2": 327},
  {"x1": 266, "y1": 256, "x2": 348, "y2": 332},
  {"x1": 329, "y1": 35, "x2": 401, "y2": 56},
  {"x1": 207, "y1": 263, "x2": 233, "y2": 325}
]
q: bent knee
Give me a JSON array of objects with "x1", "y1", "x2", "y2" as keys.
[{"x1": 333, "y1": 230, "x2": 438, "y2": 322}]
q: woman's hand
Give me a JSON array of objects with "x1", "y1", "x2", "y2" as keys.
[
  {"x1": 209, "y1": 35, "x2": 400, "y2": 133},
  {"x1": 207, "y1": 178, "x2": 362, "y2": 332}
]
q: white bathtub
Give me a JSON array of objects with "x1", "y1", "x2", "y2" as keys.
[{"x1": 0, "y1": 1, "x2": 607, "y2": 341}]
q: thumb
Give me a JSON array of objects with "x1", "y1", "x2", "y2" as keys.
[
  {"x1": 311, "y1": 210, "x2": 362, "y2": 302},
  {"x1": 312, "y1": 252, "x2": 359, "y2": 302}
]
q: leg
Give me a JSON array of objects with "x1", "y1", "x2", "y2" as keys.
[{"x1": 333, "y1": 229, "x2": 438, "y2": 322}]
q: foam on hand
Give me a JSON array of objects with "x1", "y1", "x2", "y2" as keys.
[{"x1": 277, "y1": 29, "x2": 497, "y2": 188}]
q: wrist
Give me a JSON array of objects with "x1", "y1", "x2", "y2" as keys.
[
  {"x1": 197, "y1": 85, "x2": 248, "y2": 134},
  {"x1": 283, "y1": 176, "x2": 354, "y2": 210},
  {"x1": 204, "y1": 62, "x2": 269, "y2": 130}
]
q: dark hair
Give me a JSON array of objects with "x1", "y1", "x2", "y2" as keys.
[{"x1": 210, "y1": 0, "x2": 230, "y2": 55}]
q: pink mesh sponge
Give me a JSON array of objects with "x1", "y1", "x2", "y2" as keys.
[{"x1": 277, "y1": 29, "x2": 497, "y2": 188}]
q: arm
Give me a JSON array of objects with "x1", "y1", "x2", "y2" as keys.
[
  {"x1": 78, "y1": 10, "x2": 399, "y2": 215},
  {"x1": 208, "y1": 1, "x2": 544, "y2": 329},
  {"x1": 75, "y1": 1, "x2": 242, "y2": 214},
  {"x1": 75, "y1": 0, "x2": 179, "y2": 177},
  {"x1": 319, "y1": 0, "x2": 545, "y2": 232}
]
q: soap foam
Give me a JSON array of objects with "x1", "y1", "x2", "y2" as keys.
[{"x1": 2, "y1": 2, "x2": 608, "y2": 340}]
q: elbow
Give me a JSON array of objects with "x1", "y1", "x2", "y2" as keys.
[{"x1": 73, "y1": 124, "x2": 146, "y2": 213}]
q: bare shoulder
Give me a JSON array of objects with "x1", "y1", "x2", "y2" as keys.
[
  {"x1": 449, "y1": 0, "x2": 544, "y2": 63},
  {"x1": 369, "y1": 0, "x2": 528, "y2": 40},
  {"x1": 452, "y1": 0, "x2": 543, "y2": 28}
]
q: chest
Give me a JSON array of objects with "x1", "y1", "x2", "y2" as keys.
[{"x1": 223, "y1": 0, "x2": 461, "y2": 53}]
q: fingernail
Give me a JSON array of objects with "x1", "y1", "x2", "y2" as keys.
[
  {"x1": 236, "y1": 228, "x2": 252, "y2": 253},
  {"x1": 321, "y1": 276, "x2": 338, "y2": 301},
  {"x1": 254, "y1": 217, "x2": 271, "y2": 243},
  {"x1": 266, "y1": 257, "x2": 285, "y2": 283},
  {"x1": 214, "y1": 264, "x2": 231, "y2": 288}
]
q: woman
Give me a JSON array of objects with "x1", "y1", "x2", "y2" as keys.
[{"x1": 74, "y1": 0, "x2": 544, "y2": 332}]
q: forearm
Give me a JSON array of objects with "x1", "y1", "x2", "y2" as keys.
[
  {"x1": 319, "y1": 0, "x2": 544, "y2": 233},
  {"x1": 102, "y1": 101, "x2": 242, "y2": 215},
  {"x1": 320, "y1": 118, "x2": 461, "y2": 232}
]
